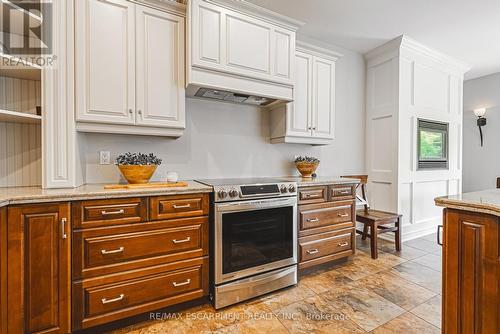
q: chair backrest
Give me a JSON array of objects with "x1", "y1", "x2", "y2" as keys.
[{"x1": 341, "y1": 175, "x2": 370, "y2": 210}]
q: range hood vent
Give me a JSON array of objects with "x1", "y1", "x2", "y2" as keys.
[{"x1": 194, "y1": 88, "x2": 276, "y2": 107}]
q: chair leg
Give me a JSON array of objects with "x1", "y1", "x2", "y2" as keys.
[
  {"x1": 370, "y1": 222, "x2": 378, "y2": 259},
  {"x1": 395, "y1": 217, "x2": 402, "y2": 251},
  {"x1": 361, "y1": 224, "x2": 369, "y2": 240}
]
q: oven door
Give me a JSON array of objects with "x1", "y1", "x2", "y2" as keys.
[{"x1": 214, "y1": 197, "x2": 297, "y2": 284}]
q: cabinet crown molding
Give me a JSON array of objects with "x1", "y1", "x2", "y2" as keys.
[
  {"x1": 133, "y1": 0, "x2": 186, "y2": 16},
  {"x1": 365, "y1": 34, "x2": 470, "y2": 74},
  {"x1": 296, "y1": 41, "x2": 343, "y2": 61},
  {"x1": 203, "y1": 0, "x2": 304, "y2": 31}
]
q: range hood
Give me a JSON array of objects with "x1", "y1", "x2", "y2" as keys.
[
  {"x1": 193, "y1": 88, "x2": 276, "y2": 107},
  {"x1": 186, "y1": 0, "x2": 304, "y2": 106}
]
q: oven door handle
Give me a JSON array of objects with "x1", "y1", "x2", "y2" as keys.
[{"x1": 215, "y1": 197, "x2": 297, "y2": 212}]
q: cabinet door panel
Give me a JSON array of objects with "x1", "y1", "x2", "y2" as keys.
[
  {"x1": 0, "y1": 208, "x2": 6, "y2": 334},
  {"x1": 312, "y1": 57, "x2": 335, "y2": 139},
  {"x1": 136, "y1": 5, "x2": 185, "y2": 128},
  {"x1": 75, "y1": 0, "x2": 135, "y2": 125},
  {"x1": 443, "y1": 209, "x2": 499, "y2": 334},
  {"x1": 286, "y1": 51, "x2": 312, "y2": 137},
  {"x1": 226, "y1": 15, "x2": 271, "y2": 74},
  {"x1": 7, "y1": 203, "x2": 71, "y2": 334}
]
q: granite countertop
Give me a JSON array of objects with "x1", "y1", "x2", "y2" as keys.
[
  {"x1": 435, "y1": 189, "x2": 500, "y2": 217},
  {"x1": 0, "y1": 181, "x2": 212, "y2": 207},
  {"x1": 283, "y1": 176, "x2": 360, "y2": 187}
]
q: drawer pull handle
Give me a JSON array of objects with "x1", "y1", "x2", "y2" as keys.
[
  {"x1": 101, "y1": 247, "x2": 125, "y2": 255},
  {"x1": 338, "y1": 242, "x2": 349, "y2": 247},
  {"x1": 306, "y1": 218, "x2": 320, "y2": 223},
  {"x1": 101, "y1": 209, "x2": 125, "y2": 216},
  {"x1": 173, "y1": 279, "x2": 191, "y2": 287},
  {"x1": 306, "y1": 249, "x2": 319, "y2": 255},
  {"x1": 337, "y1": 190, "x2": 350, "y2": 195},
  {"x1": 338, "y1": 213, "x2": 349, "y2": 218},
  {"x1": 101, "y1": 294, "x2": 124, "y2": 304},
  {"x1": 173, "y1": 204, "x2": 191, "y2": 209},
  {"x1": 305, "y1": 194, "x2": 320, "y2": 198},
  {"x1": 172, "y1": 237, "x2": 191, "y2": 244}
]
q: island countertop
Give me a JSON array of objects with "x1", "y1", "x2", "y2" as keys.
[
  {"x1": 435, "y1": 189, "x2": 500, "y2": 217},
  {"x1": 0, "y1": 181, "x2": 212, "y2": 207}
]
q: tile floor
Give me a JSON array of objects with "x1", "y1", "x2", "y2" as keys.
[{"x1": 109, "y1": 233, "x2": 442, "y2": 334}]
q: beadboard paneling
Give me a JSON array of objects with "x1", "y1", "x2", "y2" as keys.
[
  {"x1": 0, "y1": 76, "x2": 41, "y2": 114},
  {"x1": 0, "y1": 122, "x2": 41, "y2": 187}
]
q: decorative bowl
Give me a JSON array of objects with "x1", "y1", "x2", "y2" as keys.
[
  {"x1": 295, "y1": 161, "x2": 319, "y2": 178},
  {"x1": 118, "y1": 165, "x2": 158, "y2": 184}
]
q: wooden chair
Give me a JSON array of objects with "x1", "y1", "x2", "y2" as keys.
[{"x1": 341, "y1": 175, "x2": 402, "y2": 259}]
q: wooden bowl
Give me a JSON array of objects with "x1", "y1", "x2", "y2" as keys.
[
  {"x1": 295, "y1": 161, "x2": 319, "y2": 178},
  {"x1": 117, "y1": 165, "x2": 158, "y2": 184}
]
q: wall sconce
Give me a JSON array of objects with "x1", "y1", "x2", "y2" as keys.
[{"x1": 474, "y1": 108, "x2": 487, "y2": 146}]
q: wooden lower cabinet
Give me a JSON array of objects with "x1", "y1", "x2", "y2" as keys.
[
  {"x1": 0, "y1": 207, "x2": 7, "y2": 334},
  {"x1": 7, "y1": 203, "x2": 71, "y2": 334},
  {"x1": 442, "y1": 208, "x2": 500, "y2": 333},
  {"x1": 73, "y1": 257, "x2": 208, "y2": 330},
  {"x1": 297, "y1": 184, "x2": 357, "y2": 270},
  {"x1": 72, "y1": 194, "x2": 210, "y2": 331}
]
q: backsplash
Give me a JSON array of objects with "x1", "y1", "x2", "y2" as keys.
[{"x1": 82, "y1": 47, "x2": 366, "y2": 183}]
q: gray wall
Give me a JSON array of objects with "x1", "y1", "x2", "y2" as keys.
[
  {"x1": 82, "y1": 47, "x2": 366, "y2": 183},
  {"x1": 463, "y1": 72, "x2": 500, "y2": 192}
]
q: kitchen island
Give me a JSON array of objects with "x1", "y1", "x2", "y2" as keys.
[{"x1": 435, "y1": 189, "x2": 500, "y2": 334}]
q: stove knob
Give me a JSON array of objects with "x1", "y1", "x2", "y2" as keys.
[
  {"x1": 288, "y1": 184, "x2": 296, "y2": 193},
  {"x1": 280, "y1": 185, "x2": 288, "y2": 193},
  {"x1": 229, "y1": 189, "x2": 239, "y2": 198},
  {"x1": 218, "y1": 189, "x2": 228, "y2": 199}
]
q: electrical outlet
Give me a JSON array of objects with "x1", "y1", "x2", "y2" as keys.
[{"x1": 99, "y1": 151, "x2": 111, "y2": 165}]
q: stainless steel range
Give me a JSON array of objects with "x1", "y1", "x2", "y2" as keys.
[{"x1": 196, "y1": 178, "x2": 298, "y2": 309}]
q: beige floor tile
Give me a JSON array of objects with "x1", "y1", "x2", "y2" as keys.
[
  {"x1": 260, "y1": 283, "x2": 316, "y2": 311},
  {"x1": 390, "y1": 261, "x2": 442, "y2": 294},
  {"x1": 319, "y1": 282, "x2": 405, "y2": 332},
  {"x1": 274, "y1": 295, "x2": 365, "y2": 334},
  {"x1": 410, "y1": 295, "x2": 442, "y2": 328},
  {"x1": 355, "y1": 271, "x2": 436, "y2": 310},
  {"x1": 371, "y1": 312, "x2": 440, "y2": 334},
  {"x1": 213, "y1": 317, "x2": 289, "y2": 334},
  {"x1": 299, "y1": 269, "x2": 353, "y2": 294},
  {"x1": 411, "y1": 253, "x2": 442, "y2": 272}
]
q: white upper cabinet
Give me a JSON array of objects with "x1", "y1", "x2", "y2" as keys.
[
  {"x1": 187, "y1": 0, "x2": 303, "y2": 102},
  {"x1": 75, "y1": 0, "x2": 136, "y2": 125},
  {"x1": 75, "y1": 0, "x2": 186, "y2": 137},
  {"x1": 312, "y1": 56, "x2": 335, "y2": 139},
  {"x1": 135, "y1": 4, "x2": 185, "y2": 128},
  {"x1": 270, "y1": 42, "x2": 342, "y2": 145}
]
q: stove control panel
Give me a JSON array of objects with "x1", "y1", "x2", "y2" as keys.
[{"x1": 214, "y1": 182, "x2": 297, "y2": 202}]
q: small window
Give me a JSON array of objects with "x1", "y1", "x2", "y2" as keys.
[{"x1": 417, "y1": 119, "x2": 448, "y2": 170}]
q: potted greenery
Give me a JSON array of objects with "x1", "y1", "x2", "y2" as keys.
[
  {"x1": 294, "y1": 156, "x2": 320, "y2": 178},
  {"x1": 115, "y1": 152, "x2": 162, "y2": 184}
]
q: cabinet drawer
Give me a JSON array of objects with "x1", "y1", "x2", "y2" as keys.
[
  {"x1": 150, "y1": 194, "x2": 209, "y2": 220},
  {"x1": 300, "y1": 203, "x2": 353, "y2": 231},
  {"x1": 299, "y1": 231, "x2": 353, "y2": 262},
  {"x1": 73, "y1": 257, "x2": 209, "y2": 330},
  {"x1": 298, "y1": 187, "x2": 327, "y2": 204},
  {"x1": 329, "y1": 185, "x2": 355, "y2": 201},
  {"x1": 73, "y1": 198, "x2": 148, "y2": 229},
  {"x1": 73, "y1": 217, "x2": 208, "y2": 279}
]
